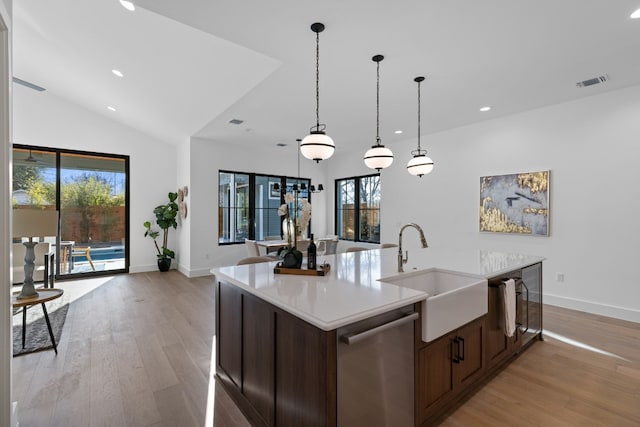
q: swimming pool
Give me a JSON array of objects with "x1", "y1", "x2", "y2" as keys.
[{"x1": 73, "y1": 246, "x2": 125, "y2": 262}]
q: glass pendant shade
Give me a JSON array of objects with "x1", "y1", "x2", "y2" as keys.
[
  {"x1": 364, "y1": 145, "x2": 394, "y2": 171},
  {"x1": 407, "y1": 154, "x2": 434, "y2": 177},
  {"x1": 300, "y1": 131, "x2": 335, "y2": 162}
]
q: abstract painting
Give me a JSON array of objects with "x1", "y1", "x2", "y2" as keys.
[{"x1": 480, "y1": 170, "x2": 549, "y2": 236}]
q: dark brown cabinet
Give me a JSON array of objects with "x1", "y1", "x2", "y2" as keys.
[
  {"x1": 417, "y1": 316, "x2": 485, "y2": 424},
  {"x1": 242, "y1": 293, "x2": 275, "y2": 425},
  {"x1": 217, "y1": 262, "x2": 543, "y2": 427},
  {"x1": 485, "y1": 263, "x2": 542, "y2": 370},
  {"x1": 486, "y1": 283, "x2": 519, "y2": 369},
  {"x1": 216, "y1": 281, "x2": 336, "y2": 427},
  {"x1": 217, "y1": 281, "x2": 242, "y2": 388}
]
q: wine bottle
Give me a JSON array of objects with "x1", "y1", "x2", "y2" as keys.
[{"x1": 307, "y1": 233, "x2": 317, "y2": 270}]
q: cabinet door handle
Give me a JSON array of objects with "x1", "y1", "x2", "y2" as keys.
[
  {"x1": 458, "y1": 336, "x2": 465, "y2": 361},
  {"x1": 452, "y1": 338, "x2": 460, "y2": 364},
  {"x1": 520, "y1": 281, "x2": 529, "y2": 335}
]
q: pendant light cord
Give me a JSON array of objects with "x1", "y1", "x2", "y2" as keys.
[
  {"x1": 297, "y1": 139, "x2": 301, "y2": 177},
  {"x1": 315, "y1": 31, "x2": 320, "y2": 129},
  {"x1": 376, "y1": 59, "x2": 380, "y2": 145},
  {"x1": 417, "y1": 78, "x2": 421, "y2": 151}
]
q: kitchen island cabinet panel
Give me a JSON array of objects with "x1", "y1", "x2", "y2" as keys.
[
  {"x1": 417, "y1": 316, "x2": 485, "y2": 424},
  {"x1": 454, "y1": 317, "x2": 486, "y2": 388},
  {"x1": 218, "y1": 281, "x2": 242, "y2": 388},
  {"x1": 486, "y1": 284, "x2": 513, "y2": 369},
  {"x1": 275, "y1": 310, "x2": 336, "y2": 427},
  {"x1": 243, "y1": 293, "x2": 275, "y2": 425},
  {"x1": 216, "y1": 280, "x2": 336, "y2": 427},
  {"x1": 417, "y1": 332, "x2": 455, "y2": 420}
]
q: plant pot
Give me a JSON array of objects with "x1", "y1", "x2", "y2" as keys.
[{"x1": 157, "y1": 257, "x2": 172, "y2": 272}]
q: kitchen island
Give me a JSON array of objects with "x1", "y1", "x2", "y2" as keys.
[{"x1": 212, "y1": 247, "x2": 544, "y2": 426}]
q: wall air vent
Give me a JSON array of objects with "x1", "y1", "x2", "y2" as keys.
[
  {"x1": 229, "y1": 118, "x2": 244, "y2": 125},
  {"x1": 576, "y1": 74, "x2": 609, "y2": 88}
]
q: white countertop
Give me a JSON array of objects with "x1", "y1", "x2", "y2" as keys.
[{"x1": 211, "y1": 247, "x2": 544, "y2": 331}]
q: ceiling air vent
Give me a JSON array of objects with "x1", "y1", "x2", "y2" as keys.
[
  {"x1": 12, "y1": 77, "x2": 46, "y2": 92},
  {"x1": 576, "y1": 74, "x2": 609, "y2": 88},
  {"x1": 229, "y1": 118, "x2": 244, "y2": 125}
]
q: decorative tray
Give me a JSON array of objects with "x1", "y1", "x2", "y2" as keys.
[{"x1": 274, "y1": 262, "x2": 331, "y2": 276}]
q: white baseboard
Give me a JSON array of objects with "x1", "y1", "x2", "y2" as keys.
[
  {"x1": 128, "y1": 264, "x2": 159, "y2": 274},
  {"x1": 12, "y1": 401, "x2": 18, "y2": 427},
  {"x1": 178, "y1": 265, "x2": 214, "y2": 278},
  {"x1": 127, "y1": 264, "x2": 212, "y2": 279},
  {"x1": 544, "y1": 293, "x2": 640, "y2": 323}
]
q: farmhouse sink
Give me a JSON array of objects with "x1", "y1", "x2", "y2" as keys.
[{"x1": 380, "y1": 269, "x2": 488, "y2": 342}]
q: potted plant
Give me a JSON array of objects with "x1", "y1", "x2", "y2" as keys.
[{"x1": 143, "y1": 192, "x2": 179, "y2": 272}]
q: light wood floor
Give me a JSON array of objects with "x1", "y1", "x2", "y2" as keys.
[{"x1": 12, "y1": 271, "x2": 640, "y2": 426}]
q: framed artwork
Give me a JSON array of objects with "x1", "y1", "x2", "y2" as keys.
[{"x1": 479, "y1": 170, "x2": 549, "y2": 236}]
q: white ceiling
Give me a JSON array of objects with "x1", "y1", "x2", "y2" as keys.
[{"x1": 13, "y1": 0, "x2": 640, "y2": 153}]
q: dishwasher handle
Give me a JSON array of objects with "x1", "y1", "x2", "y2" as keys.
[{"x1": 340, "y1": 312, "x2": 418, "y2": 345}]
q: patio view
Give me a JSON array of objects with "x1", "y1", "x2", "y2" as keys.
[{"x1": 12, "y1": 146, "x2": 128, "y2": 278}]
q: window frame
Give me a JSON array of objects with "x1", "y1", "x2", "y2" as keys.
[
  {"x1": 12, "y1": 143, "x2": 130, "y2": 279},
  {"x1": 334, "y1": 173, "x2": 381, "y2": 244},
  {"x1": 218, "y1": 170, "x2": 311, "y2": 245}
]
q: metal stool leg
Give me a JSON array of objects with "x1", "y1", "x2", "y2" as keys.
[
  {"x1": 41, "y1": 303, "x2": 58, "y2": 355},
  {"x1": 22, "y1": 306, "x2": 27, "y2": 349}
]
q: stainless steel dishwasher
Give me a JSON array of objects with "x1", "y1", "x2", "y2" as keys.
[{"x1": 337, "y1": 304, "x2": 417, "y2": 427}]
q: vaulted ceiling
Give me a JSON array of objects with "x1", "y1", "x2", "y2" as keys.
[{"x1": 13, "y1": 0, "x2": 640, "y2": 152}]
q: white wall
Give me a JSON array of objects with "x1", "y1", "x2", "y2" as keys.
[
  {"x1": 330, "y1": 85, "x2": 640, "y2": 322},
  {"x1": 13, "y1": 85, "x2": 177, "y2": 272},
  {"x1": 176, "y1": 139, "x2": 191, "y2": 275},
  {"x1": 0, "y1": 2, "x2": 12, "y2": 426},
  {"x1": 187, "y1": 137, "x2": 328, "y2": 275}
]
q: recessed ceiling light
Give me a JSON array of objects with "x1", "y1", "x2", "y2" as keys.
[
  {"x1": 111, "y1": 69, "x2": 124, "y2": 77},
  {"x1": 394, "y1": 130, "x2": 403, "y2": 134},
  {"x1": 229, "y1": 118, "x2": 244, "y2": 125},
  {"x1": 631, "y1": 8, "x2": 640, "y2": 19},
  {"x1": 107, "y1": 106, "x2": 116, "y2": 112},
  {"x1": 276, "y1": 143, "x2": 287, "y2": 147},
  {"x1": 119, "y1": 0, "x2": 135, "y2": 11},
  {"x1": 479, "y1": 106, "x2": 492, "y2": 112}
]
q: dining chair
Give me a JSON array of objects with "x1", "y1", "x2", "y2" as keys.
[
  {"x1": 317, "y1": 237, "x2": 339, "y2": 255},
  {"x1": 237, "y1": 256, "x2": 273, "y2": 265},
  {"x1": 244, "y1": 239, "x2": 260, "y2": 257},
  {"x1": 71, "y1": 246, "x2": 95, "y2": 271}
]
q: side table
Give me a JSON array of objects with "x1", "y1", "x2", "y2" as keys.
[{"x1": 11, "y1": 288, "x2": 64, "y2": 355}]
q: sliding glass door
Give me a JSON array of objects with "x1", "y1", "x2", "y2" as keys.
[
  {"x1": 59, "y1": 152, "x2": 127, "y2": 275},
  {"x1": 12, "y1": 145, "x2": 129, "y2": 278}
]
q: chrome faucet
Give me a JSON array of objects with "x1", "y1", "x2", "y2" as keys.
[{"x1": 398, "y1": 223, "x2": 428, "y2": 272}]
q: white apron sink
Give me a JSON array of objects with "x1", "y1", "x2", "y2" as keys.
[{"x1": 381, "y1": 269, "x2": 488, "y2": 342}]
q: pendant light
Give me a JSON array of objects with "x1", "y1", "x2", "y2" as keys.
[
  {"x1": 274, "y1": 138, "x2": 323, "y2": 193},
  {"x1": 364, "y1": 55, "x2": 394, "y2": 171},
  {"x1": 407, "y1": 76, "x2": 434, "y2": 177},
  {"x1": 300, "y1": 22, "x2": 335, "y2": 163}
]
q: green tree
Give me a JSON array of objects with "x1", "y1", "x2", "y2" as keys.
[
  {"x1": 12, "y1": 164, "x2": 41, "y2": 191},
  {"x1": 61, "y1": 173, "x2": 124, "y2": 242}
]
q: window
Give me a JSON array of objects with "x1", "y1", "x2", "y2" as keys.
[
  {"x1": 12, "y1": 145, "x2": 129, "y2": 277},
  {"x1": 218, "y1": 171, "x2": 311, "y2": 244},
  {"x1": 335, "y1": 174, "x2": 381, "y2": 243}
]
